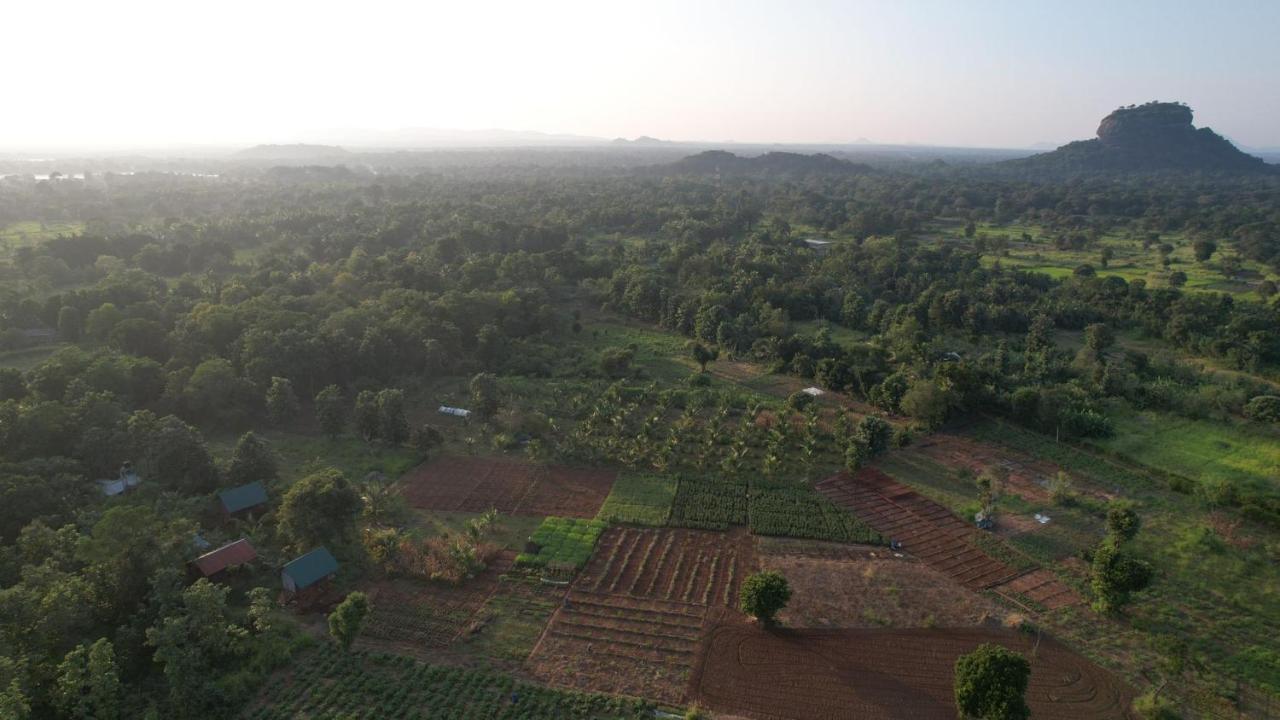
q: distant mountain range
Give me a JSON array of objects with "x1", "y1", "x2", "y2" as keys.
[
  {"x1": 1005, "y1": 102, "x2": 1274, "y2": 175},
  {"x1": 663, "y1": 150, "x2": 873, "y2": 176},
  {"x1": 236, "y1": 144, "x2": 350, "y2": 160}
]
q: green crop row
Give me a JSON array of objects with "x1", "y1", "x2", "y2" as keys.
[
  {"x1": 243, "y1": 649, "x2": 655, "y2": 719},
  {"x1": 516, "y1": 517, "x2": 608, "y2": 569}
]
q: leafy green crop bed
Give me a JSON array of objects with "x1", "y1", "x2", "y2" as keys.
[
  {"x1": 516, "y1": 517, "x2": 607, "y2": 569},
  {"x1": 596, "y1": 473, "x2": 677, "y2": 526},
  {"x1": 668, "y1": 476, "x2": 748, "y2": 530},
  {"x1": 748, "y1": 482, "x2": 882, "y2": 543},
  {"x1": 243, "y1": 650, "x2": 655, "y2": 719}
]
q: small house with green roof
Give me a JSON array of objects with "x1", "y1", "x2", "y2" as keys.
[
  {"x1": 217, "y1": 481, "x2": 268, "y2": 518},
  {"x1": 281, "y1": 547, "x2": 338, "y2": 599}
]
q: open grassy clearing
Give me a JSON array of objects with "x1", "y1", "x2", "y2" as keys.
[
  {"x1": 971, "y1": 420, "x2": 1280, "y2": 695},
  {"x1": 1091, "y1": 407, "x2": 1280, "y2": 500},
  {"x1": 0, "y1": 220, "x2": 85, "y2": 253},
  {"x1": 0, "y1": 343, "x2": 70, "y2": 371},
  {"x1": 209, "y1": 430, "x2": 420, "y2": 488},
  {"x1": 948, "y1": 219, "x2": 1279, "y2": 296}
]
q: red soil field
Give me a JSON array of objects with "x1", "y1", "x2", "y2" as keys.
[
  {"x1": 691, "y1": 621, "x2": 1134, "y2": 720},
  {"x1": 527, "y1": 527, "x2": 757, "y2": 704},
  {"x1": 817, "y1": 469, "x2": 1081, "y2": 608},
  {"x1": 399, "y1": 456, "x2": 615, "y2": 518}
]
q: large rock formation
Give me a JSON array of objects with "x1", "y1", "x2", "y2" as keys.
[{"x1": 1007, "y1": 102, "x2": 1272, "y2": 175}]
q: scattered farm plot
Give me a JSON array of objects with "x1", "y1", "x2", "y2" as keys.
[
  {"x1": 357, "y1": 551, "x2": 515, "y2": 654},
  {"x1": 400, "y1": 455, "x2": 615, "y2": 518},
  {"x1": 691, "y1": 622, "x2": 1134, "y2": 720},
  {"x1": 578, "y1": 526, "x2": 755, "y2": 606},
  {"x1": 527, "y1": 527, "x2": 757, "y2": 704},
  {"x1": 759, "y1": 553, "x2": 1007, "y2": 629},
  {"x1": 817, "y1": 469, "x2": 1081, "y2": 608}
]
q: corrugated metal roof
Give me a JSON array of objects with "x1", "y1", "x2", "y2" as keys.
[
  {"x1": 218, "y1": 481, "x2": 269, "y2": 514},
  {"x1": 282, "y1": 547, "x2": 338, "y2": 590},
  {"x1": 191, "y1": 538, "x2": 257, "y2": 577}
]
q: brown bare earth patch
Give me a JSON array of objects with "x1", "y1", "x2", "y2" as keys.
[
  {"x1": 356, "y1": 551, "x2": 516, "y2": 655},
  {"x1": 760, "y1": 554, "x2": 1007, "y2": 629},
  {"x1": 400, "y1": 455, "x2": 615, "y2": 518},
  {"x1": 526, "y1": 527, "x2": 757, "y2": 704},
  {"x1": 691, "y1": 620, "x2": 1135, "y2": 720},
  {"x1": 912, "y1": 432, "x2": 1114, "y2": 503},
  {"x1": 817, "y1": 469, "x2": 1081, "y2": 608}
]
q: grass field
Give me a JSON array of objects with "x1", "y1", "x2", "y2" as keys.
[
  {"x1": 596, "y1": 473, "x2": 677, "y2": 526},
  {"x1": 1091, "y1": 408, "x2": 1280, "y2": 499},
  {"x1": 0, "y1": 343, "x2": 70, "y2": 371},
  {"x1": 209, "y1": 430, "x2": 420, "y2": 488},
  {"x1": 0, "y1": 221, "x2": 84, "y2": 253},
  {"x1": 929, "y1": 219, "x2": 1279, "y2": 298}
]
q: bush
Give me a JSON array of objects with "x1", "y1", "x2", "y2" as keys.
[
  {"x1": 1244, "y1": 395, "x2": 1280, "y2": 423},
  {"x1": 954, "y1": 644, "x2": 1031, "y2": 720},
  {"x1": 785, "y1": 390, "x2": 815, "y2": 411}
]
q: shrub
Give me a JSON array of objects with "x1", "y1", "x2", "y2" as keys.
[{"x1": 1244, "y1": 395, "x2": 1280, "y2": 423}]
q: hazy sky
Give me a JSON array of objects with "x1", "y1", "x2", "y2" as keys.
[{"x1": 7, "y1": 0, "x2": 1280, "y2": 151}]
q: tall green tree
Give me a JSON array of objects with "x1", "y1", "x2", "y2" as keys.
[
  {"x1": 314, "y1": 385, "x2": 346, "y2": 439},
  {"x1": 146, "y1": 580, "x2": 248, "y2": 719},
  {"x1": 739, "y1": 570, "x2": 791, "y2": 624},
  {"x1": 265, "y1": 377, "x2": 300, "y2": 427},
  {"x1": 57, "y1": 306, "x2": 82, "y2": 342},
  {"x1": 54, "y1": 638, "x2": 121, "y2": 720},
  {"x1": 353, "y1": 390, "x2": 380, "y2": 442},
  {"x1": 376, "y1": 389, "x2": 408, "y2": 445},
  {"x1": 225, "y1": 431, "x2": 279, "y2": 486},
  {"x1": 278, "y1": 468, "x2": 361, "y2": 550},
  {"x1": 469, "y1": 373, "x2": 500, "y2": 420},
  {"x1": 328, "y1": 591, "x2": 370, "y2": 651},
  {"x1": 953, "y1": 644, "x2": 1031, "y2": 720}
]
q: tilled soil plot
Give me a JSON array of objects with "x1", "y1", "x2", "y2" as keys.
[
  {"x1": 816, "y1": 469, "x2": 1081, "y2": 609},
  {"x1": 759, "y1": 553, "x2": 1007, "y2": 629},
  {"x1": 400, "y1": 455, "x2": 616, "y2": 518},
  {"x1": 691, "y1": 622, "x2": 1134, "y2": 720},
  {"x1": 526, "y1": 527, "x2": 757, "y2": 704}
]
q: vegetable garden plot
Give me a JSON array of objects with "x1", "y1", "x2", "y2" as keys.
[
  {"x1": 527, "y1": 527, "x2": 757, "y2": 704},
  {"x1": 242, "y1": 650, "x2": 655, "y2": 720},
  {"x1": 577, "y1": 526, "x2": 755, "y2": 607},
  {"x1": 526, "y1": 591, "x2": 709, "y2": 705},
  {"x1": 401, "y1": 456, "x2": 616, "y2": 518},
  {"x1": 690, "y1": 622, "x2": 1134, "y2": 720},
  {"x1": 358, "y1": 551, "x2": 515, "y2": 653},
  {"x1": 816, "y1": 469, "x2": 1080, "y2": 607}
]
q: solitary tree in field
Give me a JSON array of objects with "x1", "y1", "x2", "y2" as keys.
[
  {"x1": 953, "y1": 643, "x2": 1031, "y2": 720},
  {"x1": 689, "y1": 341, "x2": 719, "y2": 372},
  {"x1": 739, "y1": 570, "x2": 791, "y2": 624},
  {"x1": 328, "y1": 591, "x2": 370, "y2": 651},
  {"x1": 470, "y1": 372, "x2": 500, "y2": 420}
]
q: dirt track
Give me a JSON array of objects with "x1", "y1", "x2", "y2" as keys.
[{"x1": 691, "y1": 622, "x2": 1134, "y2": 720}]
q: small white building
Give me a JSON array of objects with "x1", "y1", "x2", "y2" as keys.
[
  {"x1": 438, "y1": 406, "x2": 471, "y2": 418},
  {"x1": 803, "y1": 238, "x2": 835, "y2": 256}
]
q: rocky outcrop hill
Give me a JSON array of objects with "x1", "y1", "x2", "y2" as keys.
[{"x1": 1006, "y1": 102, "x2": 1272, "y2": 175}]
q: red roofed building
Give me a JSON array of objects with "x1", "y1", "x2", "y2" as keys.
[{"x1": 189, "y1": 538, "x2": 257, "y2": 580}]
